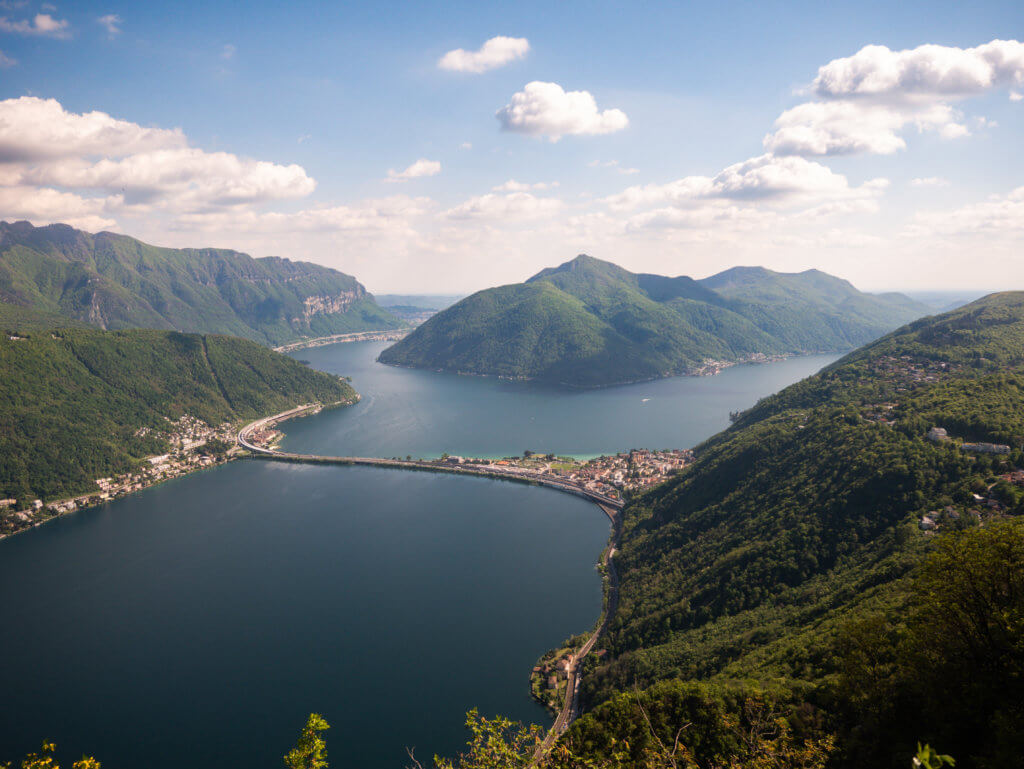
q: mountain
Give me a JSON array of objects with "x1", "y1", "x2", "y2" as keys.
[
  {"x1": 378, "y1": 255, "x2": 930, "y2": 387},
  {"x1": 555, "y1": 293, "x2": 1024, "y2": 767},
  {"x1": 0, "y1": 220, "x2": 405, "y2": 346},
  {"x1": 0, "y1": 327, "x2": 355, "y2": 504}
]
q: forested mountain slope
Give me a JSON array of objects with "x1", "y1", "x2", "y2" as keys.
[
  {"x1": 0, "y1": 220, "x2": 404, "y2": 346},
  {"x1": 0, "y1": 328, "x2": 355, "y2": 503},
  {"x1": 557, "y1": 292, "x2": 1024, "y2": 768},
  {"x1": 379, "y1": 255, "x2": 929, "y2": 387}
]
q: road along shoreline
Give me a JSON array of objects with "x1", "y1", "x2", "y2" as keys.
[
  {"x1": 272, "y1": 328, "x2": 408, "y2": 354},
  {"x1": 237, "y1": 406, "x2": 624, "y2": 759}
]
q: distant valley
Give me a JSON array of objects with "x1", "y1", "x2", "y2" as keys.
[{"x1": 380, "y1": 254, "x2": 932, "y2": 387}]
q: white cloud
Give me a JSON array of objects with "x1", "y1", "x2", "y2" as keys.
[
  {"x1": 0, "y1": 97, "x2": 185, "y2": 162},
  {"x1": 445, "y1": 192, "x2": 562, "y2": 221},
  {"x1": 385, "y1": 158, "x2": 441, "y2": 183},
  {"x1": 17, "y1": 149, "x2": 316, "y2": 208},
  {"x1": 589, "y1": 159, "x2": 639, "y2": 174},
  {"x1": 910, "y1": 176, "x2": 950, "y2": 187},
  {"x1": 459, "y1": 142, "x2": 473, "y2": 150},
  {"x1": 605, "y1": 154, "x2": 885, "y2": 212},
  {"x1": 765, "y1": 39, "x2": 1024, "y2": 157},
  {"x1": 812, "y1": 40, "x2": 1024, "y2": 101},
  {"x1": 621, "y1": 204, "x2": 777, "y2": 233},
  {"x1": 0, "y1": 97, "x2": 316, "y2": 217},
  {"x1": 177, "y1": 195, "x2": 433, "y2": 234},
  {"x1": 1012, "y1": 91, "x2": 1023, "y2": 101},
  {"x1": 438, "y1": 36, "x2": 529, "y2": 73},
  {"x1": 0, "y1": 186, "x2": 118, "y2": 231},
  {"x1": 912, "y1": 186, "x2": 1024, "y2": 236},
  {"x1": 97, "y1": 13, "x2": 121, "y2": 37},
  {"x1": 492, "y1": 179, "x2": 558, "y2": 192},
  {"x1": 0, "y1": 48, "x2": 14, "y2": 66},
  {"x1": 765, "y1": 101, "x2": 967, "y2": 156},
  {"x1": 496, "y1": 81, "x2": 629, "y2": 141},
  {"x1": 221, "y1": 43, "x2": 235, "y2": 60},
  {"x1": 0, "y1": 13, "x2": 69, "y2": 38}
]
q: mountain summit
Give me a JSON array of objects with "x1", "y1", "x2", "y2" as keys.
[
  {"x1": 0, "y1": 221, "x2": 404, "y2": 346},
  {"x1": 378, "y1": 255, "x2": 930, "y2": 386}
]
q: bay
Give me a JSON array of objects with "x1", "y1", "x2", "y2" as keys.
[
  {"x1": 283, "y1": 342, "x2": 840, "y2": 458},
  {"x1": 0, "y1": 342, "x2": 840, "y2": 768}
]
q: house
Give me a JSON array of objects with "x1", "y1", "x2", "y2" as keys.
[
  {"x1": 961, "y1": 442, "x2": 1011, "y2": 455},
  {"x1": 926, "y1": 427, "x2": 950, "y2": 442}
]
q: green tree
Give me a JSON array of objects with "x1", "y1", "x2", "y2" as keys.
[
  {"x1": 835, "y1": 521, "x2": 1024, "y2": 766},
  {"x1": 1, "y1": 742, "x2": 100, "y2": 769},
  {"x1": 913, "y1": 744, "x2": 955, "y2": 769},
  {"x1": 285, "y1": 713, "x2": 330, "y2": 769},
  {"x1": 408, "y1": 709, "x2": 544, "y2": 769}
]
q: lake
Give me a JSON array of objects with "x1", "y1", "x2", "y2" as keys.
[
  {"x1": 0, "y1": 343, "x2": 839, "y2": 768},
  {"x1": 283, "y1": 343, "x2": 840, "y2": 459}
]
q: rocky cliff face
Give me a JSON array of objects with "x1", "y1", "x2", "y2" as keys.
[{"x1": 297, "y1": 289, "x2": 365, "y2": 321}]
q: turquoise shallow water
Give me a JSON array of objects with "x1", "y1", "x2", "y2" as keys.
[{"x1": 0, "y1": 344, "x2": 838, "y2": 769}]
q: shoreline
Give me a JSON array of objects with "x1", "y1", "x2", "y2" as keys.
[
  {"x1": 0, "y1": 455, "x2": 236, "y2": 544},
  {"x1": 273, "y1": 328, "x2": 409, "y2": 354},
  {"x1": 376, "y1": 349, "x2": 838, "y2": 390},
  {"x1": 0, "y1": 399, "x2": 357, "y2": 544},
  {"x1": 5, "y1": 397, "x2": 629, "y2": 752},
  {"x1": 237, "y1": 405, "x2": 626, "y2": 753}
]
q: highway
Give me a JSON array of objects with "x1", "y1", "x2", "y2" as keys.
[
  {"x1": 532, "y1": 513, "x2": 620, "y2": 764},
  {"x1": 237, "y1": 405, "x2": 625, "y2": 760},
  {"x1": 271, "y1": 328, "x2": 409, "y2": 354}
]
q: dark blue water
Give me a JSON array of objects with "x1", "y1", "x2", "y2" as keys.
[
  {"x1": 0, "y1": 343, "x2": 838, "y2": 768},
  {"x1": 284, "y1": 342, "x2": 840, "y2": 458}
]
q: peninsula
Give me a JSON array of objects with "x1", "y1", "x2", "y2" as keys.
[
  {"x1": 0, "y1": 326, "x2": 357, "y2": 537},
  {"x1": 378, "y1": 255, "x2": 930, "y2": 387}
]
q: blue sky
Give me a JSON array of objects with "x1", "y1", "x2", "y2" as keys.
[{"x1": 1, "y1": 0, "x2": 1022, "y2": 292}]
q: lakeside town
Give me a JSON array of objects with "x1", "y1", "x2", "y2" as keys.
[
  {"x1": 0, "y1": 415, "x2": 238, "y2": 540},
  {"x1": 0, "y1": 400, "x2": 696, "y2": 541},
  {"x1": 473, "y1": 447, "x2": 695, "y2": 499}
]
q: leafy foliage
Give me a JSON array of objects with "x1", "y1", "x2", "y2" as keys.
[
  {"x1": 285, "y1": 714, "x2": 330, "y2": 769},
  {"x1": 0, "y1": 327, "x2": 355, "y2": 502},
  {"x1": 0, "y1": 220, "x2": 404, "y2": 345},
  {"x1": 409, "y1": 710, "x2": 546, "y2": 769},
  {"x1": 420, "y1": 694, "x2": 832, "y2": 769},
  {"x1": 380, "y1": 254, "x2": 929, "y2": 386},
  {"x1": 566, "y1": 293, "x2": 1024, "y2": 767},
  {"x1": 831, "y1": 520, "x2": 1024, "y2": 767},
  {"x1": 1, "y1": 742, "x2": 99, "y2": 769}
]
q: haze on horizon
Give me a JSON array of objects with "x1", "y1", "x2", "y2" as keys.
[{"x1": 0, "y1": 0, "x2": 1021, "y2": 294}]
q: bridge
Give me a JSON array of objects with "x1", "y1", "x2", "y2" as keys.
[
  {"x1": 237, "y1": 406, "x2": 625, "y2": 515},
  {"x1": 237, "y1": 404, "x2": 625, "y2": 759}
]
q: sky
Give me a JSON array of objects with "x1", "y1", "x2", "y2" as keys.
[{"x1": 0, "y1": 0, "x2": 1022, "y2": 294}]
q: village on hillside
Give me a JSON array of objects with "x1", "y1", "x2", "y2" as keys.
[
  {"x1": 2, "y1": 404, "x2": 697, "y2": 542},
  {"x1": 0, "y1": 415, "x2": 237, "y2": 540},
  {"x1": 432, "y1": 448, "x2": 694, "y2": 499}
]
